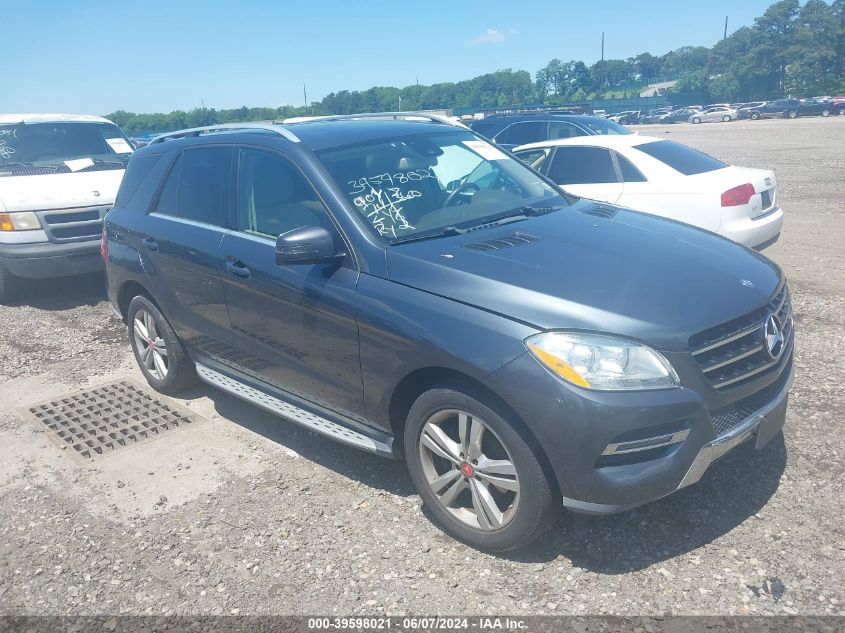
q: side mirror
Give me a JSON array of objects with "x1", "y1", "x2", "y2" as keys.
[{"x1": 275, "y1": 225, "x2": 345, "y2": 266}]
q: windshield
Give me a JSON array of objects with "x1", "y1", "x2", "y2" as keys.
[
  {"x1": 582, "y1": 118, "x2": 632, "y2": 135},
  {"x1": 0, "y1": 122, "x2": 133, "y2": 174},
  {"x1": 317, "y1": 130, "x2": 568, "y2": 241}
]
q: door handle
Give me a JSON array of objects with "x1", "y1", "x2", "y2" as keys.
[
  {"x1": 225, "y1": 258, "x2": 251, "y2": 278},
  {"x1": 142, "y1": 237, "x2": 158, "y2": 251}
]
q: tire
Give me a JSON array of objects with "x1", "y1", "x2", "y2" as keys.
[
  {"x1": 404, "y1": 386, "x2": 559, "y2": 552},
  {"x1": 692, "y1": 117, "x2": 701, "y2": 124},
  {"x1": 787, "y1": 110, "x2": 797, "y2": 119},
  {"x1": 0, "y1": 264, "x2": 17, "y2": 304},
  {"x1": 750, "y1": 112, "x2": 760, "y2": 120},
  {"x1": 821, "y1": 109, "x2": 830, "y2": 117},
  {"x1": 722, "y1": 115, "x2": 731, "y2": 122},
  {"x1": 127, "y1": 294, "x2": 197, "y2": 394}
]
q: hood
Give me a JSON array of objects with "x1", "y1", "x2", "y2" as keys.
[
  {"x1": 385, "y1": 200, "x2": 782, "y2": 351},
  {"x1": 0, "y1": 169, "x2": 124, "y2": 212}
]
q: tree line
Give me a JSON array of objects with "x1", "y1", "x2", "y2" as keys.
[{"x1": 108, "y1": 0, "x2": 845, "y2": 135}]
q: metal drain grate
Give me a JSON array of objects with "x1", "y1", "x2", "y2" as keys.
[{"x1": 25, "y1": 380, "x2": 201, "y2": 460}]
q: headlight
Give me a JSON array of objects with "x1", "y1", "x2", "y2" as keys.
[
  {"x1": 525, "y1": 332, "x2": 678, "y2": 391},
  {"x1": 0, "y1": 212, "x2": 41, "y2": 231}
]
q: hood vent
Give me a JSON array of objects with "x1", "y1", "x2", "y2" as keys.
[
  {"x1": 580, "y1": 206, "x2": 618, "y2": 219},
  {"x1": 463, "y1": 232, "x2": 541, "y2": 252}
]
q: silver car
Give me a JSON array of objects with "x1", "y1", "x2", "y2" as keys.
[{"x1": 690, "y1": 106, "x2": 738, "y2": 123}]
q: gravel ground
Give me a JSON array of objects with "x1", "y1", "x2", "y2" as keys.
[{"x1": 0, "y1": 117, "x2": 843, "y2": 617}]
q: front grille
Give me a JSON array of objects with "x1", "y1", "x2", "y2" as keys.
[
  {"x1": 691, "y1": 283, "x2": 793, "y2": 390},
  {"x1": 709, "y1": 358, "x2": 791, "y2": 436},
  {"x1": 38, "y1": 205, "x2": 109, "y2": 243}
]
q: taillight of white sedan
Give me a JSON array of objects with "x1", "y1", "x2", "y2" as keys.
[{"x1": 513, "y1": 135, "x2": 783, "y2": 249}]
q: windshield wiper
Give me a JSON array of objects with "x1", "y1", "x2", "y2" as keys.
[
  {"x1": 390, "y1": 226, "x2": 466, "y2": 245},
  {"x1": 458, "y1": 205, "x2": 565, "y2": 232}
]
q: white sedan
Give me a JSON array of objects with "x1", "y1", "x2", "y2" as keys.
[
  {"x1": 690, "y1": 106, "x2": 737, "y2": 123},
  {"x1": 513, "y1": 135, "x2": 783, "y2": 249}
]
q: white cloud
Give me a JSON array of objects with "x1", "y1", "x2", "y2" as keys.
[{"x1": 469, "y1": 28, "x2": 517, "y2": 45}]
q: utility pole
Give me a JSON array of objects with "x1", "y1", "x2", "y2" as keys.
[
  {"x1": 303, "y1": 84, "x2": 308, "y2": 112},
  {"x1": 398, "y1": 95, "x2": 402, "y2": 111},
  {"x1": 600, "y1": 32, "x2": 605, "y2": 91},
  {"x1": 724, "y1": 16, "x2": 728, "y2": 40}
]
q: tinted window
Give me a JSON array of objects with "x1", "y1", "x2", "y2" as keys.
[
  {"x1": 581, "y1": 118, "x2": 632, "y2": 135},
  {"x1": 547, "y1": 147, "x2": 618, "y2": 185},
  {"x1": 498, "y1": 121, "x2": 547, "y2": 145},
  {"x1": 238, "y1": 148, "x2": 328, "y2": 237},
  {"x1": 548, "y1": 121, "x2": 584, "y2": 139},
  {"x1": 154, "y1": 147, "x2": 231, "y2": 225},
  {"x1": 469, "y1": 122, "x2": 499, "y2": 138},
  {"x1": 115, "y1": 153, "x2": 160, "y2": 207},
  {"x1": 615, "y1": 153, "x2": 647, "y2": 182},
  {"x1": 634, "y1": 140, "x2": 726, "y2": 176}
]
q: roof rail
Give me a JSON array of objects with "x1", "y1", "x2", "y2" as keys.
[
  {"x1": 283, "y1": 112, "x2": 468, "y2": 129},
  {"x1": 148, "y1": 122, "x2": 300, "y2": 145}
]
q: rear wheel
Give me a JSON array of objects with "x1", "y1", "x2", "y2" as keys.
[
  {"x1": 821, "y1": 109, "x2": 830, "y2": 117},
  {"x1": 750, "y1": 112, "x2": 761, "y2": 120},
  {"x1": 404, "y1": 387, "x2": 559, "y2": 552},
  {"x1": 692, "y1": 117, "x2": 701, "y2": 124},
  {"x1": 722, "y1": 115, "x2": 731, "y2": 122},
  {"x1": 787, "y1": 110, "x2": 797, "y2": 119},
  {"x1": 127, "y1": 295, "x2": 197, "y2": 394}
]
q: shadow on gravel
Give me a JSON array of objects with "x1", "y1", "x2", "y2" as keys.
[
  {"x1": 185, "y1": 384, "x2": 416, "y2": 498},
  {"x1": 510, "y1": 433, "x2": 788, "y2": 572},
  {"x1": 4, "y1": 272, "x2": 107, "y2": 309}
]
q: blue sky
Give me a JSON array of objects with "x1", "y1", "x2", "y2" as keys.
[{"x1": 6, "y1": 0, "x2": 775, "y2": 115}]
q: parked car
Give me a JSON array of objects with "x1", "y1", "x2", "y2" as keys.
[
  {"x1": 797, "y1": 98, "x2": 842, "y2": 117},
  {"x1": 512, "y1": 135, "x2": 782, "y2": 249},
  {"x1": 832, "y1": 95, "x2": 845, "y2": 106},
  {"x1": 638, "y1": 109, "x2": 672, "y2": 124},
  {"x1": 0, "y1": 113, "x2": 134, "y2": 301},
  {"x1": 658, "y1": 107, "x2": 702, "y2": 124},
  {"x1": 468, "y1": 113, "x2": 631, "y2": 150},
  {"x1": 744, "y1": 99, "x2": 802, "y2": 120},
  {"x1": 737, "y1": 102, "x2": 768, "y2": 119},
  {"x1": 105, "y1": 115, "x2": 793, "y2": 552},
  {"x1": 690, "y1": 107, "x2": 738, "y2": 123},
  {"x1": 608, "y1": 111, "x2": 637, "y2": 123}
]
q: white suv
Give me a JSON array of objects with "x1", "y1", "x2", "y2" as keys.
[{"x1": 0, "y1": 114, "x2": 133, "y2": 301}]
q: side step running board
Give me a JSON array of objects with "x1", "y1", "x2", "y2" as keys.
[{"x1": 195, "y1": 363, "x2": 394, "y2": 457}]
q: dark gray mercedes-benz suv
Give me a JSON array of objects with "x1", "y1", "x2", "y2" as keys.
[{"x1": 104, "y1": 114, "x2": 793, "y2": 551}]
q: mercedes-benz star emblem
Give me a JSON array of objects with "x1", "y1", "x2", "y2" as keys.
[{"x1": 763, "y1": 313, "x2": 784, "y2": 360}]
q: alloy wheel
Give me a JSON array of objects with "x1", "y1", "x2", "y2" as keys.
[
  {"x1": 133, "y1": 309, "x2": 168, "y2": 380},
  {"x1": 418, "y1": 408, "x2": 520, "y2": 530}
]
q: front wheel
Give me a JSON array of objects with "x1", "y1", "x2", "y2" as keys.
[
  {"x1": 692, "y1": 117, "x2": 701, "y2": 124},
  {"x1": 722, "y1": 115, "x2": 731, "y2": 122},
  {"x1": 787, "y1": 110, "x2": 797, "y2": 119},
  {"x1": 404, "y1": 387, "x2": 559, "y2": 552},
  {"x1": 750, "y1": 112, "x2": 761, "y2": 120},
  {"x1": 127, "y1": 295, "x2": 197, "y2": 394},
  {"x1": 821, "y1": 109, "x2": 830, "y2": 117}
]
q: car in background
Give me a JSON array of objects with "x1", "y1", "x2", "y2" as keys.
[
  {"x1": 0, "y1": 113, "x2": 134, "y2": 301},
  {"x1": 104, "y1": 115, "x2": 793, "y2": 551},
  {"x1": 659, "y1": 107, "x2": 702, "y2": 124},
  {"x1": 512, "y1": 135, "x2": 782, "y2": 249},
  {"x1": 832, "y1": 95, "x2": 845, "y2": 106},
  {"x1": 745, "y1": 99, "x2": 802, "y2": 120},
  {"x1": 638, "y1": 109, "x2": 672, "y2": 124},
  {"x1": 467, "y1": 113, "x2": 631, "y2": 150},
  {"x1": 607, "y1": 111, "x2": 637, "y2": 123},
  {"x1": 797, "y1": 98, "x2": 842, "y2": 117},
  {"x1": 737, "y1": 102, "x2": 768, "y2": 119},
  {"x1": 690, "y1": 107, "x2": 738, "y2": 123}
]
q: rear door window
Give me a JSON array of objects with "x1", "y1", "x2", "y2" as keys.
[
  {"x1": 547, "y1": 147, "x2": 618, "y2": 185},
  {"x1": 547, "y1": 121, "x2": 584, "y2": 139},
  {"x1": 497, "y1": 121, "x2": 547, "y2": 145},
  {"x1": 154, "y1": 147, "x2": 231, "y2": 226},
  {"x1": 614, "y1": 152, "x2": 647, "y2": 182},
  {"x1": 633, "y1": 140, "x2": 726, "y2": 176}
]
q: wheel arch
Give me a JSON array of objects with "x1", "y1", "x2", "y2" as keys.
[{"x1": 117, "y1": 279, "x2": 159, "y2": 319}]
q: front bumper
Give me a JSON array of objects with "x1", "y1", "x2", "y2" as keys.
[
  {"x1": 0, "y1": 240, "x2": 103, "y2": 278},
  {"x1": 486, "y1": 349, "x2": 793, "y2": 514}
]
